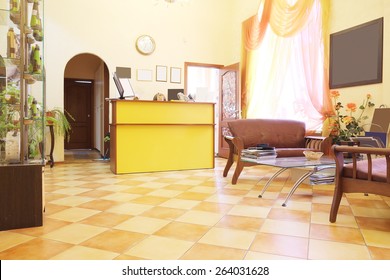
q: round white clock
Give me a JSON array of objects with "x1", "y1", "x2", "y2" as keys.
[{"x1": 136, "y1": 35, "x2": 156, "y2": 55}]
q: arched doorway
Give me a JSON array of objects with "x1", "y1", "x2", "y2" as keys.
[{"x1": 63, "y1": 53, "x2": 109, "y2": 158}]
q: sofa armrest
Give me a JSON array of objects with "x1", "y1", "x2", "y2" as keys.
[
  {"x1": 224, "y1": 135, "x2": 245, "y2": 156},
  {"x1": 305, "y1": 135, "x2": 332, "y2": 155}
]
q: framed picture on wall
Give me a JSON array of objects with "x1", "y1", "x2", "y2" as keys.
[
  {"x1": 156, "y1": 65, "x2": 167, "y2": 82},
  {"x1": 137, "y1": 69, "x2": 153, "y2": 81},
  {"x1": 170, "y1": 67, "x2": 181, "y2": 83}
]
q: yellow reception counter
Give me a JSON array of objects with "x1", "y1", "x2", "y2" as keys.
[{"x1": 109, "y1": 100, "x2": 215, "y2": 174}]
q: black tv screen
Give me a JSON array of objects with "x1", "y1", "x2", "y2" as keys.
[{"x1": 329, "y1": 17, "x2": 383, "y2": 89}]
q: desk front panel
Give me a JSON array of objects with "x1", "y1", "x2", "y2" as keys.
[{"x1": 112, "y1": 124, "x2": 214, "y2": 174}]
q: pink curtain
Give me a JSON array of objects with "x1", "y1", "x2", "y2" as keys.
[{"x1": 241, "y1": 0, "x2": 333, "y2": 132}]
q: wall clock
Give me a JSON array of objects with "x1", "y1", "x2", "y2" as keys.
[{"x1": 136, "y1": 35, "x2": 156, "y2": 55}]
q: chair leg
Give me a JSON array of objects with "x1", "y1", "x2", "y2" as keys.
[
  {"x1": 232, "y1": 160, "x2": 244, "y2": 184},
  {"x1": 329, "y1": 183, "x2": 343, "y2": 223}
]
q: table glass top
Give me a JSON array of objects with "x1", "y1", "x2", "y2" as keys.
[{"x1": 242, "y1": 156, "x2": 336, "y2": 168}]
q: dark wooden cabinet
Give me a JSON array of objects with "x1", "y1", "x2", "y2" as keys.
[{"x1": 0, "y1": 165, "x2": 43, "y2": 231}]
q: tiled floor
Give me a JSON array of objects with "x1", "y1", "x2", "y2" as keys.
[{"x1": 1, "y1": 150, "x2": 390, "y2": 260}]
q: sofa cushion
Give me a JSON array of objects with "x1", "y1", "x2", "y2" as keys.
[
  {"x1": 228, "y1": 119, "x2": 306, "y2": 148},
  {"x1": 343, "y1": 158, "x2": 387, "y2": 182}
]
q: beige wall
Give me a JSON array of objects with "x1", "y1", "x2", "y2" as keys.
[
  {"x1": 45, "y1": 0, "x2": 249, "y2": 160},
  {"x1": 44, "y1": 0, "x2": 390, "y2": 161},
  {"x1": 45, "y1": 0, "x2": 239, "y2": 106}
]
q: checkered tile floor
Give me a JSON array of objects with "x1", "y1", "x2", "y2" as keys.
[{"x1": 1, "y1": 151, "x2": 390, "y2": 260}]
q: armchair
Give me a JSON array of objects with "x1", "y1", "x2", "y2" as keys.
[
  {"x1": 330, "y1": 145, "x2": 390, "y2": 223},
  {"x1": 223, "y1": 119, "x2": 332, "y2": 184}
]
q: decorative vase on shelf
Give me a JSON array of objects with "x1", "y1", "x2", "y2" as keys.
[
  {"x1": 30, "y1": 0, "x2": 43, "y2": 41},
  {"x1": 9, "y1": 0, "x2": 21, "y2": 24}
]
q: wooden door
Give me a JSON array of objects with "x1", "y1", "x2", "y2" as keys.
[
  {"x1": 218, "y1": 63, "x2": 240, "y2": 158},
  {"x1": 64, "y1": 79, "x2": 92, "y2": 149}
]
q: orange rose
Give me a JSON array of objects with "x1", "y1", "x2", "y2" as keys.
[
  {"x1": 367, "y1": 93, "x2": 372, "y2": 99},
  {"x1": 346, "y1": 103, "x2": 357, "y2": 112},
  {"x1": 330, "y1": 90, "x2": 340, "y2": 98},
  {"x1": 342, "y1": 116, "x2": 354, "y2": 125}
]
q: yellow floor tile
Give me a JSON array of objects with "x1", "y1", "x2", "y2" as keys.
[
  {"x1": 0, "y1": 238, "x2": 73, "y2": 260},
  {"x1": 181, "y1": 243, "x2": 246, "y2": 260},
  {"x1": 245, "y1": 251, "x2": 303, "y2": 260},
  {"x1": 361, "y1": 229, "x2": 390, "y2": 249},
  {"x1": 80, "y1": 212, "x2": 132, "y2": 228},
  {"x1": 50, "y1": 196, "x2": 95, "y2": 207},
  {"x1": 227, "y1": 204, "x2": 270, "y2": 219},
  {"x1": 114, "y1": 216, "x2": 170, "y2": 234},
  {"x1": 81, "y1": 229, "x2": 147, "y2": 253},
  {"x1": 216, "y1": 215, "x2": 264, "y2": 232},
  {"x1": 310, "y1": 223, "x2": 365, "y2": 244},
  {"x1": 250, "y1": 233, "x2": 309, "y2": 259},
  {"x1": 351, "y1": 206, "x2": 390, "y2": 219},
  {"x1": 311, "y1": 212, "x2": 358, "y2": 228},
  {"x1": 175, "y1": 210, "x2": 224, "y2": 226},
  {"x1": 368, "y1": 246, "x2": 390, "y2": 259},
  {"x1": 175, "y1": 192, "x2": 213, "y2": 201},
  {"x1": 154, "y1": 222, "x2": 210, "y2": 242},
  {"x1": 48, "y1": 207, "x2": 100, "y2": 222},
  {"x1": 101, "y1": 192, "x2": 140, "y2": 202},
  {"x1": 198, "y1": 227, "x2": 256, "y2": 250},
  {"x1": 42, "y1": 224, "x2": 107, "y2": 244},
  {"x1": 140, "y1": 206, "x2": 186, "y2": 220},
  {"x1": 205, "y1": 194, "x2": 243, "y2": 204},
  {"x1": 106, "y1": 202, "x2": 154, "y2": 215},
  {"x1": 77, "y1": 199, "x2": 122, "y2": 211},
  {"x1": 130, "y1": 195, "x2": 170, "y2": 205},
  {"x1": 160, "y1": 198, "x2": 201, "y2": 210},
  {"x1": 260, "y1": 219, "x2": 310, "y2": 238},
  {"x1": 10, "y1": 218, "x2": 71, "y2": 237},
  {"x1": 192, "y1": 201, "x2": 233, "y2": 213},
  {"x1": 0, "y1": 232, "x2": 35, "y2": 252},
  {"x1": 124, "y1": 236, "x2": 194, "y2": 260},
  {"x1": 355, "y1": 216, "x2": 390, "y2": 231},
  {"x1": 267, "y1": 208, "x2": 311, "y2": 223},
  {"x1": 308, "y1": 239, "x2": 371, "y2": 260},
  {"x1": 53, "y1": 187, "x2": 92, "y2": 196},
  {"x1": 51, "y1": 245, "x2": 119, "y2": 260}
]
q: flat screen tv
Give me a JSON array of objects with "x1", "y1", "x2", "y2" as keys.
[{"x1": 329, "y1": 17, "x2": 383, "y2": 89}]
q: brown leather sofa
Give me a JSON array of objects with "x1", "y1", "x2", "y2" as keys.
[
  {"x1": 330, "y1": 145, "x2": 390, "y2": 223},
  {"x1": 223, "y1": 119, "x2": 332, "y2": 184}
]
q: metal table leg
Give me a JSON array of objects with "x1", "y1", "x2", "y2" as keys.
[
  {"x1": 281, "y1": 165, "x2": 335, "y2": 207},
  {"x1": 258, "y1": 167, "x2": 288, "y2": 198},
  {"x1": 282, "y1": 169, "x2": 315, "y2": 207}
]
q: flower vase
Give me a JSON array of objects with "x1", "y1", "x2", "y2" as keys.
[{"x1": 336, "y1": 140, "x2": 360, "y2": 158}]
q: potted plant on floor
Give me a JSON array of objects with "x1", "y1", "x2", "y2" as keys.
[{"x1": 45, "y1": 108, "x2": 74, "y2": 142}]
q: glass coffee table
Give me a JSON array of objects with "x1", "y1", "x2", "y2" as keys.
[{"x1": 242, "y1": 156, "x2": 337, "y2": 206}]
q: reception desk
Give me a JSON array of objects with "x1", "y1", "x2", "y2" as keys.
[{"x1": 109, "y1": 100, "x2": 215, "y2": 174}]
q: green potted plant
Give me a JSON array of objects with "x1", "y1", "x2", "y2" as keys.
[{"x1": 45, "y1": 108, "x2": 75, "y2": 142}]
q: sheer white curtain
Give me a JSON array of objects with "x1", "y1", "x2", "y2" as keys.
[{"x1": 246, "y1": 0, "x2": 325, "y2": 131}]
